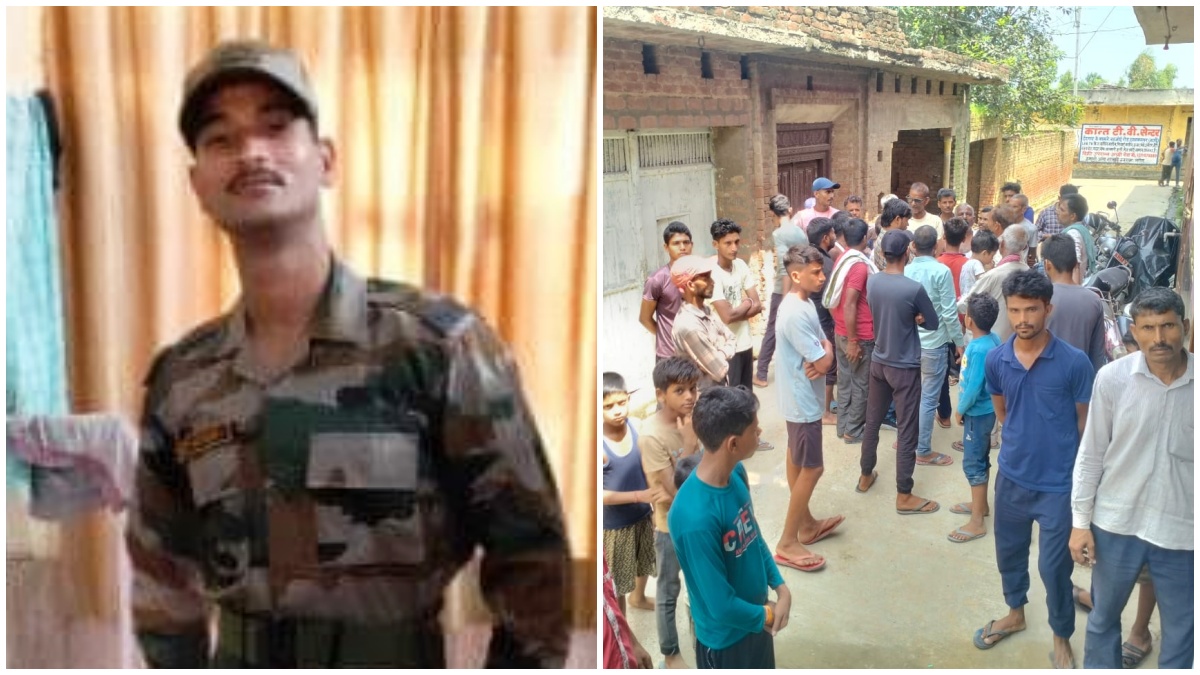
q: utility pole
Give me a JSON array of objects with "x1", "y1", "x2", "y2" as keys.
[{"x1": 1073, "y1": 6, "x2": 1081, "y2": 96}]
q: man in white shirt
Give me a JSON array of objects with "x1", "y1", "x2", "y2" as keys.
[
  {"x1": 1070, "y1": 287, "x2": 1194, "y2": 669},
  {"x1": 905, "y1": 182, "x2": 943, "y2": 237}
]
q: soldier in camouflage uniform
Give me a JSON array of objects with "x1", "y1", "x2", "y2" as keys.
[{"x1": 125, "y1": 40, "x2": 570, "y2": 668}]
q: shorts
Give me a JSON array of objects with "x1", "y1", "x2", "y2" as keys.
[
  {"x1": 602, "y1": 514, "x2": 657, "y2": 595},
  {"x1": 786, "y1": 420, "x2": 824, "y2": 468}
]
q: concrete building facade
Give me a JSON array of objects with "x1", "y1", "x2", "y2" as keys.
[{"x1": 601, "y1": 5, "x2": 1004, "y2": 386}]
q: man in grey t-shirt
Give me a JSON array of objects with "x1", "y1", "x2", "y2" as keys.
[
  {"x1": 857, "y1": 230, "x2": 941, "y2": 515},
  {"x1": 756, "y1": 194, "x2": 809, "y2": 387},
  {"x1": 1042, "y1": 234, "x2": 1108, "y2": 372}
]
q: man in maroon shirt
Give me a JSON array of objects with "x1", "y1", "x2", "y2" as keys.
[
  {"x1": 825, "y1": 218, "x2": 876, "y2": 444},
  {"x1": 640, "y1": 222, "x2": 694, "y2": 362}
]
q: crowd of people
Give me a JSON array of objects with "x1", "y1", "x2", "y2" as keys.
[{"x1": 602, "y1": 175, "x2": 1193, "y2": 669}]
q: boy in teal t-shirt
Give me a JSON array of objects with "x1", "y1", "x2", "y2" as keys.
[
  {"x1": 668, "y1": 387, "x2": 791, "y2": 668},
  {"x1": 948, "y1": 294, "x2": 1001, "y2": 543}
]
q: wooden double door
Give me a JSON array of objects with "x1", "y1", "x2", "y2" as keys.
[{"x1": 777, "y1": 123, "x2": 832, "y2": 209}]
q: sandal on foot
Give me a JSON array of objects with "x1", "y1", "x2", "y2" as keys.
[
  {"x1": 947, "y1": 527, "x2": 986, "y2": 543},
  {"x1": 855, "y1": 471, "x2": 878, "y2": 493},
  {"x1": 949, "y1": 502, "x2": 974, "y2": 515},
  {"x1": 952, "y1": 440, "x2": 964, "y2": 452},
  {"x1": 916, "y1": 452, "x2": 954, "y2": 466},
  {"x1": 1121, "y1": 640, "x2": 1152, "y2": 668},
  {"x1": 1072, "y1": 585, "x2": 1092, "y2": 614},
  {"x1": 896, "y1": 499, "x2": 939, "y2": 515},
  {"x1": 800, "y1": 515, "x2": 845, "y2": 545},
  {"x1": 772, "y1": 552, "x2": 826, "y2": 572},
  {"x1": 973, "y1": 620, "x2": 1022, "y2": 650}
]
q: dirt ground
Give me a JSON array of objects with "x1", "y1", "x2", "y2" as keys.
[{"x1": 619, "y1": 180, "x2": 1174, "y2": 668}]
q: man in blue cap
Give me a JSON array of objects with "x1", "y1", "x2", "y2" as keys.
[{"x1": 795, "y1": 177, "x2": 841, "y2": 231}]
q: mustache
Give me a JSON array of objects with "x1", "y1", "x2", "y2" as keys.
[{"x1": 228, "y1": 168, "x2": 284, "y2": 192}]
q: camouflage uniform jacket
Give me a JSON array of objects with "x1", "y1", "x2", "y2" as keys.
[{"x1": 126, "y1": 258, "x2": 569, "y2": 668}]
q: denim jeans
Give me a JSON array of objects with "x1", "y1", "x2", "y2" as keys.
[
  {"x1": 653, "y1": 531, "x2": 682, "y2": 656},
  {"x1": 917, "y1": 345, "x2": 949, "y2": 456},
  {"x1": 960, "y1": 412, "x2": 995, "y2": 486},
  {"x1": 1084, "y1": 527, "x2": 1194, "y2": 668},
  {"x1": 755, "y1": 292, "x2": 784, "y2": 381}
]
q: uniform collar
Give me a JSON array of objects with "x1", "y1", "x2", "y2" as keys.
[{"x1": 215, "y1": 256, "x2": 370, "y2": 358}]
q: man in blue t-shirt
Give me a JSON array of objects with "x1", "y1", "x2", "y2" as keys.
[
  {"x1": 668, "y1": 387, "x2": 791, "y2": 669},
  {"x1": 973, "y1": 270, "x2": 1094, "y2": 670}
]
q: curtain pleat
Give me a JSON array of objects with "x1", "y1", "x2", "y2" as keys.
[{"x1": 45, "y1": 5, "x2": 595, "y2": 630}]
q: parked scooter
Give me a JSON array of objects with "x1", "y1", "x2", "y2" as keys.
[{"x1": 1086, "y1": 200, "x2": 1121, "y2": 271}]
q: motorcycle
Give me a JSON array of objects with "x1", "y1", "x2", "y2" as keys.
[
  {"x1": 1084, "y1": 266, "x2": 1132, "y2": 361},
  {"x1": 1086, "y1": 200, "x2": 1121, "y2": 271}
]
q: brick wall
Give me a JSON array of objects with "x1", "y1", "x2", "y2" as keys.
[
  {"x1": 603, "y1": 38, "x2": 752, "y2": 131},
  {"x1": 979, "y1": 130, "x2": 1076, "y2": 211},
  {"x1": 891, "y1": 129, "x2": 946, "y2": 196}
]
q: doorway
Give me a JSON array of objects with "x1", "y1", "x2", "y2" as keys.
[{"x1": 777, "y1": 123, "x2": 831, "y2": 208}]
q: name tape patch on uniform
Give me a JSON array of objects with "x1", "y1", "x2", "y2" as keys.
[{"x1": 175, "y1": 422, "x2": 238, "y2": 462}]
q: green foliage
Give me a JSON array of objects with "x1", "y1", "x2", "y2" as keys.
[
  {"x1": 895, "y1": 6, "x2": 1082, "y2": 136},
  {"x1": 1081, "y1": 72, "x2": 1107, "y2": 89},
  {"x1": 1125, "y1": 50, "x2": 1179, "y2": 89}
]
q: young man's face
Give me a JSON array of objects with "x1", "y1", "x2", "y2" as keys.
[
  {"x1": 977, "y1": 210, "x2": 993, "y2": 232},
  {"x1": 1001, "y1": 189, "x2": 1017, "y2": 202},
  {"x1": 938, "y1": 196, "x2": 957, "y2": 217},
  {"x1": 1132, "y1": 310, "x2": 1189, "y2": 368},
  {"x1": 892, "y1": 215, "x2": 911, "y2": 231},
  {"x1": 658, "y1": 380, "x2": 699, "y2": 417},
  {"x1": 906, "y1": 190, "x2": 928, "y2": 217},
  {"x1": 602, "y1": 392, "x2": 629, "y2": 427},
  {"x1": 189, "y1": 79, "x2": 333, "y2": 234},
  {"x1": 788, "y1": 260, "x2": 826, "y2": 295},
  {"x1": 845, "y1": 201, "x2": 863, "y2": 219},
  {"x1": 814, "y1": 188, "x2": 835, "y2": 211},
  {"x1": 688, "y1": 271, "x2": 714, "y2": 299},
  {"x1": 664, "y1": 233, "x2": 693, "y2": 262},
  {"x1": 1006, "y1": 295, "x2": 1051, "y2": 340},
  {"x1": 713, "y1": 232, "x2": 740, "y2": 263}
]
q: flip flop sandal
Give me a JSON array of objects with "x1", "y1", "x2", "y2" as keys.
[
  {"x1": 952, "y1": 440, "x2": 965, "y2": 452},
  {"x1": 854, "y1": 470, "x2": 878, "y2": 493},
  {"x1": 896, "y1": 499, "x2": 940, "y2": 515},
  {"x1": 916, "y1": 452, "x2": 954, "y2": 466},
  {"x1": 948, "y1": 376, "x2": 959, "y2": 386},
  {"x1": 1121, "y1": 640, "x2": 1152, "y2": 668},
  {"x1": 772, "y1": 552, "x2": 826, "y2": 572},
  {"x1": 949, "y1": 502, "x2": 975, "y2": 515},
  {"x1": 973, "y1": 620, "x2": 1022, "y2": 650},
  {"x1": 1072, "y1": 586, "x2": 1092, "y2": 614},
  {"x1": 947, "y1": 527, "x2": 986, "y2": 543},
  {"x1": 799, "y1": 515, "x2": 845, "y2": 545}
]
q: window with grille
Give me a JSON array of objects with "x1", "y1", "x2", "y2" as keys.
[
  {"x1": 636, "y1": 132, "x2": 712, "y2": 169},
  {"x1": 603, "y1": 137, "x2": 629, "y2": 174}
]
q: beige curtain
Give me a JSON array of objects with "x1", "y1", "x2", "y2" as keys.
[{"x1": 44, "y1": 6, "x2": 595, "y2": 630}]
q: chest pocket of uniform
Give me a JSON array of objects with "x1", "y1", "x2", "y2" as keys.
[{"x1": 305, "y1": 431, "x2": 425, "y2": 566}]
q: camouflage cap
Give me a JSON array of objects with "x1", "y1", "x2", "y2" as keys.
[{"x1": 178, "y1": 39, "x2": 319, "y2": 149}]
